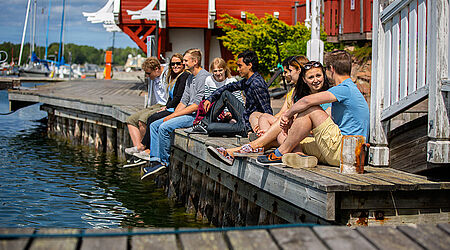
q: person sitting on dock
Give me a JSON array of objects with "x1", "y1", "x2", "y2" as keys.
[
  {"x1": 124, "y1": 57, "x2": 168, "y2": 157},
  {"x1": 142, "y1": 48, "x2": 210, "y2": 180},
  {"x1": 133, "y1": 53, "x2": 190, "y2": 161},
  {"x1": 184, "y1": 57, "x2": 244, "y2": 134},
  {"x1": 207, "y1": 57, "x2": 332, "y2": 165},
  {"x1": 186, "y1": 50, "x2": 272, "y2": 138},
  {"x1": 257, "y1": 50, "x2": 369, "y2": 168}
]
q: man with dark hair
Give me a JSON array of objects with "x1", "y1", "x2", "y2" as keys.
[
  {"x1": 256, "y1": 50, "x2": 369, "y2": 167},
  {"x1": 191, "y1": 50, "x2": 272, "y2": 137}
]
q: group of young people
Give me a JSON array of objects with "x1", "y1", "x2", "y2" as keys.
[{"x1": 124, "y1": 48, "x2": 370, "y2": 181}]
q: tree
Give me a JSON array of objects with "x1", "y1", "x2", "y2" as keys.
[{"x1": 216, "y1": 12, "x2": 332, "y2": 78}]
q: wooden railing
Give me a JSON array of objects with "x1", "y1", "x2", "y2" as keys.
[{"x1": 369, "y1": 0, "x2": 449, "y2": 166}]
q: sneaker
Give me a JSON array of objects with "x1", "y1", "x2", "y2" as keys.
[
  {"x1": 184, "y1": 123, "x2": 208, "y2": 134},
  {"x1": 233, "y1": 144, "x2": 264, "y2": 157},
  {"x1": 134, "y1": 150, "x2": 150, "y2": 161},
  {"x1": 141, "y1": 164, "x2": 166, "y2": 180},
  {"x1": 282, "y1": 153, "x2": 318, "y2": 168},
  {"x1": 125, "y1": 146, "x2": 140, "y2": 155},
  {"x1": 123, "y1": 156, "x2": 147, "y2": 168},
  {"x1": 207, "y1": 146, "x2": 234, "y2": 165},
  {"x1": 256, "y1": 152, "x2": 283, "y2": 165}
]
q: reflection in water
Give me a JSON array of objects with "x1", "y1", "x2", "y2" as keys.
[{"x1": 0, "y1": 86, "x2": 207, "y2": 228}]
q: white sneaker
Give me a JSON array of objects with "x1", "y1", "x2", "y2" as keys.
[
  {"x1": 125, "y1": 146, "x2": 140, "y2": 155},
  {"x1": 134, "y1": 151, "x2": 150, "y2": 161}
]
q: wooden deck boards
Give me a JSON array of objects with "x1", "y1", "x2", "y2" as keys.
[
  {"x1": 8, "y1": 80, "x2": 450, "y2": 225},
  {"x1": 2, "y1": 224, "x2": 448, "y2": 249}
]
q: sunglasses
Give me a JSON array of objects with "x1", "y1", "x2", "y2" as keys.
[
  {"x1": 303, "y1": 61, "x2": 322, "y2": 70},
  {"x1": 170, "y1": 61, "x2": 183, "y2": 67}
]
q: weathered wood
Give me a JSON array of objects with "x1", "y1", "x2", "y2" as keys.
[
  {"x1": 313, "y1": 226, "x2": 376, "y2": 250},
  {"x1": 105, "y1": 127, "x2": 116, "y2": 153},
  {"x1": 131, "y1": 228, "x2": 177, "y2": 250},
  {"x1": 81, "y1": 229, "x2": 127, "y2": 250},
  {"x1": 356, "y1": 226, "x2": 422, "y2": 250},
  {"x1": 226, "y1": 229, "x2": 278, "y2": 250},
  {"x1": 179, "y1": 231, "x2": 228, "y2": 250},
  {"x1": 30, "y1": 228, "x2": 79, "y2": 250},
  {"x1": 0, "y1": 228, "x2": 34, "y2": 250},
  {"x1": 270, "y1": 227, "x2": 328, "y2": 250},
  {"x1": 397, "y1": 224, "x2": 450, "y2": 250}
]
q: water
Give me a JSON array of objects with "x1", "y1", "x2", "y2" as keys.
[{"x1": 0, "y1": 83, "x2": 206, "y2": 228}]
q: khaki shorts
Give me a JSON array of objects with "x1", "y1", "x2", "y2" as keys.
[
  {"x1": 125, "y1": 104, "x2": 164, "y2": 127},
  {"x1": 299, "y1": 117, "x2": 342, "y2": 166}
]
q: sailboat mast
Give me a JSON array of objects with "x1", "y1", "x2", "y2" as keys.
[
  {"x1": 19, "y1": 0, "x2": 32, "y2": 66},
  {"x1": 58, "y1": 0, "x2": 65, "y2": 64},
  {"x1": 45, "y1": 0, "x2": 51, "y2": 60},
  {"x1": 32, "y1": 0, "x2": 37, "y2": 53}
]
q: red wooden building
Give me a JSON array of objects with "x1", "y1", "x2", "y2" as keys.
[{"x1": 85, "y1": 0, "x2": 373, "y2": 65}]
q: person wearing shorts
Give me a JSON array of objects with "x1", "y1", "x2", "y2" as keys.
[{"x1": 256, "y1": 50, "x2": 369, "y2": 167}]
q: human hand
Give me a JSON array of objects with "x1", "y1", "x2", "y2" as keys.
[
  {"x1": 159, "y1": 106, "x2": 167, "y2": 111},
  {"x1": 203, "y1": 100, "x2": 211, "y2": 112},
  {"x1": 219, "y1": 112, "x2": 232, "y2": 120},
  {"x1": 280, "y1": 112, "x2": 293, "y2": 134},
  {"x1": 163, "y1": 115, "x2": 173, "y2": 122}
]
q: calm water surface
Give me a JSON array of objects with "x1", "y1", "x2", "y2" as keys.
[{"x1": 0, "y1": 83, "x2": 206, "y2": 228}]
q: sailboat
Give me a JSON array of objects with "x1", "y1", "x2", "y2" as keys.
[{"x1": 18, "y1": 0, "x2": 51, "y2": 77}]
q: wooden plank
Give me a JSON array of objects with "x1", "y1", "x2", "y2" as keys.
[
  {"x1": 356, "y1": 226, "x2": 422, "y2": 250},
  {"x1": 270, "y1": 227, "x2": 327, "y2": 250},
  {"x1": 399, "y1": 6, "x2": 409, "y2": 100},
  {"x1": 0, "y1": 228, "x2": 34, "y2": 250},
  {"x1": 364, "y1": 167, "x2": 441, "y2": 190},
  {"x1": 81, "y1": 229, "x2": 127, "y2": 250},
  {"x1": 437, "y1": 223, "x2": 450, "y2": 234},
  {"x1": 397, "y1": 224, "x2": 450, "y2": 250},
  {"x1": 391, "y1": 13, "x2": 400, "y2": 105},
  {"x1": 417, "y1": 0, "x2": 426, "y2": 88},
  {"x1": 303, "y1": 167, "x2": 373, "y2": 191},
  {"x1": 226, "y1": 229, "x2": 278, "y2": 249},
  {"x1": 408, "y1": 0, "x2": 418, "y2": 94},
  {"x1": 383, "y1": 19, "x2": 393, "y2": 108},
  {"x1": 30, "y1": 228, "x2": 79, "y2": 250},
  {"x1": 131, "y1": 228, "x2": 177, "y2": 250},
  {"x1": 317, "y1": 166, "x2": 396, "y2": 191},
  {"x1": 313, "y1": 226, "x2": 377, "y2": 250},
  {"x1": 179, "y1": 231, "x2": 228, "y2": 250}
]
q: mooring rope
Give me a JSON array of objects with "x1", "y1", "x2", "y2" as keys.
[{"x1": 0, "y1": 223, "x2": 321, "y2": 239}]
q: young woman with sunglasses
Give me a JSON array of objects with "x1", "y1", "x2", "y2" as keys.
[
  {"x1": 221, "y1": 59, "x2": 332, "y2": 162},
  {"x1": 135, "y1": 53, "x2": 190, "y2": 160}
]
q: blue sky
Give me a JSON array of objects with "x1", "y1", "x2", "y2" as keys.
[{"x1": 0, "y1": 0, "x2": 139, "y2": 49}]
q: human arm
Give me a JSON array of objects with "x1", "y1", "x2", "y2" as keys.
[{"x1": 163, "y1": 102, "x2": 199, "y2": 122}]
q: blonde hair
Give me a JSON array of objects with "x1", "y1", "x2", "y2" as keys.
[
  {"x1": 166, "y1": 53, "x2": 184, "y2": 91},
  {"x1": 209, "y1": 57, "x2": 232, "y2": 78},
  {"x1": 142, "y1": 57, "x2": 160, "y2": 72},
  {"x1": 184, "y1": 48, "x2": 202, "y2": 67}
]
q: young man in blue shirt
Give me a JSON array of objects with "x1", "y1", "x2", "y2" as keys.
[{"x1": 257, "y1": 50, "x2": 369, "y2": 167}]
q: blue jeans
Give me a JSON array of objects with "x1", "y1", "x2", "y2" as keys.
[{"x1": 149, "y1": 114, "x2": 195, "y2": 165}]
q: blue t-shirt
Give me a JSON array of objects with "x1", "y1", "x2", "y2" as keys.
[
  {"x1": 327, "y1": 78, "x2": 370, "y2": 139},
  {"x1": 320, "y1": 103, "x2": 331, "y2": 111}
]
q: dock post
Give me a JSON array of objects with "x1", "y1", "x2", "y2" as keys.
[
  {"x1": 73, "y1": 120, "x2": 82, "y2": 145},
  {"x1": 105, "y1": 127, "x2": 116, "y2": 154},
  {"x1": 88, "y1": 123, "x2": 95, "y2": 146},
  {"x1": 94, "y1": 123, "x2": 105, "y2": 152}
]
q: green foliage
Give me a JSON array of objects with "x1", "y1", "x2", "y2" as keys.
[
  {"x1": 216, "y1": 12, "x2": 333, "y2": 77},
  {"x1": 0, "y1": 42, "x2": 143, "y2": 66},
  {"x1": 350, "y1": 42, "x2": 372, "y2": 63}
]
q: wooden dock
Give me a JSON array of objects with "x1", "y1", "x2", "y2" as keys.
[
  {"x1": 1, "y1": 223, "x2": 450, "y2": 250},
  {"x1": 7, "y1": 80, "x2": 450, "y2": 226}
]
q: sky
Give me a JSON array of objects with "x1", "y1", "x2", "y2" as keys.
[{"x1": 0, "y1": 0, "x2": 139, "y2": 49}]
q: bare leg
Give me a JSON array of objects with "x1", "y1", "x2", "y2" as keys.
[
  {"x1": 258, "y1": 113, "x2": 277, "y2": 134},
  {"x1": 278, "y1": 106, "x2": 329, "y2": 154},
  {"x1": 127, "y1": 123, "x2": 145, "y2": 151},
  {"x1": 248, "y1": 111, "x2": 263, "y2": 133}
]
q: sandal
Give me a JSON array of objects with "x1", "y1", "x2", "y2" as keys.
[
  {"x1": 233, "y1": 144, "x2": 264, "y2": 157},
  {"x1": 207, "y1": 146, "x2": 234, "y2": 165}
]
